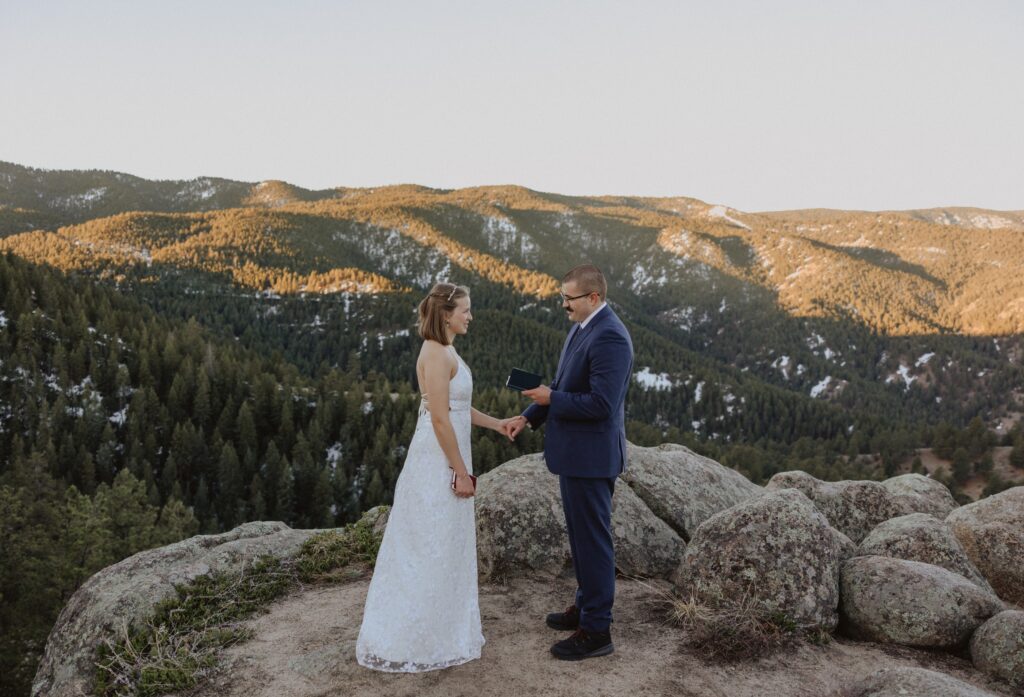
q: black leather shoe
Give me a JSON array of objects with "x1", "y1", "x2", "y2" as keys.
[
  {"x1": 546, "y1": 604, "x2": 580, "y2": 630},
  {"x1": 550, "y1": 628, "x2": 614, "y2": 661}
]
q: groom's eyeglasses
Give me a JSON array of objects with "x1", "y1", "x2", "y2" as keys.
[{"x1": 559, "y1": 292, "x2": 595, "y2": 304}]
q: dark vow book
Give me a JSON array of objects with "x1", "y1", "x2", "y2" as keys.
[{"x1": 506, "y1": 368, "x2": 543, "y2": 391}]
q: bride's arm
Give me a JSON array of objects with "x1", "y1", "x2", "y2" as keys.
[
  {"x1": 421, "y1": 342, "x2": 470, "y2": 478},
  {"x1": 471, "y1": 407, "x2": 502, "y2": 432}
]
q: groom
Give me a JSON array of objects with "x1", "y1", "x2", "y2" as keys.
[{"x1": 506, "y1": 264, "x2": 634, "y2": 661}]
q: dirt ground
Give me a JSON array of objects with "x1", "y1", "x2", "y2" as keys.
[{"x1": 177, "y1": 574, "x2": 1016, "y2": 697}]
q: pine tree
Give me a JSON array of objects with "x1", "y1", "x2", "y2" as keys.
[
  {"x1": 95, "y1": 469, "x2": 158, "y2": 559},
  {"x1": 60, "y1": 485, "x2": 115, "y2": 592},
  {"x1": 275, "y1": 463, "x2": 297, "y2": 525},
  {"x1": 194, "y1": 475, "x2": 212, "y2": 532},
  {"x1": 951, "y1": 448, "x2": 972, "y2": 485},
  {"x1": 154, "y1": 497, "x2": 200, "y2": 544},
  {"x1": 217, "y1": 442, "x2": 244, "y2": 529},
  {"x1": 249, "y1": 473, "x2": 267, "y2": 520},
  {"x1": 311, "y1": 467, "x2": 334, "y2": 527},
  {"x1": 1010, "y1": 439, "x2": 1024, "y2": 469}
]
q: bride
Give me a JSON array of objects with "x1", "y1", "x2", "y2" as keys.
[{"x1": 355, "y1": 281, "x2": 517, "y2": 672}]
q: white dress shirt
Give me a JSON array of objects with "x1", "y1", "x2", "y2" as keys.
[{"x1": 580, "y1": 301, "x2": 607, "y2": 330}]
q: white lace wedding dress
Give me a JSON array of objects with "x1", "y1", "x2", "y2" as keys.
[{"x1": 355, "y1": 349, "x2": 485, "y2": 672}]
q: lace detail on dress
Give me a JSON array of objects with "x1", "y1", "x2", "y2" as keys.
[
  {"x1": 355, "y1": 350, "x2": 484, "y2": 672},
  {"x1": 356, "y1": 652, "x2": 481, "y2": 673}
]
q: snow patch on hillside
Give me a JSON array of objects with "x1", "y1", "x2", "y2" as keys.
[
  {"x1": 886, "y1": 363, "x2": 917, "y2": 390},
  {"x1": 482, "y1": 216, "x2": 539, "y2": 262},
  {"x1": 631, "y1": 263, "x2": 668, "y2": 291},
  {"x1": 970, "y1": 214, "x2": 1013, "y2": 229},
  {"x1": 176, "y1": 178, "x2": 218, "y2": 202},
  {"x1": 771, "y1": 355, "x2": 792, "y2": 379},
  {"x1": 325, "y1": 442, "x2": 343, "y2": 470},
  {"x1": 333, "y1": 223, "x2": 447, "y2": 288},
  {"x1": 51, "y1": 187, "x2": 108, "y2": 209},
  {"x1": 634, "y1": 367, "x2": 677, "y2": 391},
  {"x1": 810, "y1": 376, "x2": 832, "y2": 398},
  {"x1": 707, "y1": 205, "x2": 751, "y2": 230},
  {"x1": 109, "y1": 406, "x2": 128, "y2": 426}
]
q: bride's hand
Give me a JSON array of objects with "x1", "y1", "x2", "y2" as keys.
[
  {"x1": 453, "y1": 473, "x2": 475, "y2": 498},
  {"x1": 500, "y1": 416, "x2": 527, "y2": 440}
]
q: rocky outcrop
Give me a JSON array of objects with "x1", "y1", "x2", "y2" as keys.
[
  {"x1": 31, "y1": 521, "x2": 325, "y2": 697},
  {"x1": 846, "y1": 666, "x2": 1002, "y2": 697},
  {"x1": 474, "y1": 454, "x2": 685, "y2": 580},
  {"x1": 880, "y1": 473, "x2": 959, "y2": 518},
  {"x1": 671, "y1": 488, "x2": 850, "y2": 630},
  {"x1": 839, "y1": 556, "x2": 1004, "y2": 648},
  {"x1": 857, "y1": 513, "x2": 992, "y2": 591},
  {"x1": 620, "y1": 442, "x2": 763, "y2": 540},
  {"x1": 946, "y1": 487, "x2": 1024, "y2": 606},
  {"x1": 765, "y1": 471, "x2": 909, "y2": 543},
  {"x1": 30, "y1": 446, "x2": 1016, "y2": 697},
  {"x1": 970, "y1": 610, "x2": 1024, "y2": 689}
]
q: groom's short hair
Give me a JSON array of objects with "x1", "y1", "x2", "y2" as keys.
[{"x1": 562, "y1": 264, "x2": 607, "y2": 301}]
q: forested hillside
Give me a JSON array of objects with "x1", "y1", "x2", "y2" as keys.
[{"x1": 1, "y1": 160, "x2": 1022, "y2": 695}]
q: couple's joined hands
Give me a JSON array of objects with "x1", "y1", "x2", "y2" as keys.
[
  {"x1": 499, "y1": 415, "x2": 528, "y2": 440},
  {"x1": 496, "y1": 384, "x2": 550, "y2": 440}
]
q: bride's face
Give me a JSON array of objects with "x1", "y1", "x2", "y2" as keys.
[{"x1": 447, "y1": 296, "x2": 472, "y2": 336}]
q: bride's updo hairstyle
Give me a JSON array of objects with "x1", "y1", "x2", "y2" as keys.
[{"x1": 418, "y1": 281, "x2": 468, "y2": 346}]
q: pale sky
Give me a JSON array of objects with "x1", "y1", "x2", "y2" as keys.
[{"x1": 2, "y1": 1, "x2": 1022, "y2": 212}]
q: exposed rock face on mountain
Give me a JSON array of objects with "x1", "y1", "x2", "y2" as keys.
[
  {"x1": 671, "y1": 488, "x2": 854, "y2": 630},
  {"x1": 857, "y1": 513, "x2": 993, "y2": 591},
  {"x1": 839, "y1": 556, "x2": 1004, "y2": 648},
  {"x1": 946, "y1": 488, "x2": 1024, "y2": 606},
  {"x1": 31, "y1": 522, "x2": 326, "y2": 697}
]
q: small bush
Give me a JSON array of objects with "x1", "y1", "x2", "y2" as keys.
[
  {"x1": 296, "y1": 509, "x2": 386, "y2": 582},
  {"x1": 666, "y1": 581, "x2": 825, "y2": 662},
  {"x1": 94, "y1": 555, "x2": 285, "y2": 697}
]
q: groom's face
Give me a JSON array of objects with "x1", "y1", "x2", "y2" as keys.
[{"x1": 561, "y1": 281, "x2": 600, "y2": 324}]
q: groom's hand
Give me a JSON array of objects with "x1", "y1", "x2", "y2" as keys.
[
  {"x1": 523, "y1": 385, "x2": 552, "y2": 406},
  {"x1": 503, "y1": 415, "x2": 528, "y2": 440}
]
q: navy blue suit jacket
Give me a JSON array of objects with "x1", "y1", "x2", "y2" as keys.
[{"x1": 522, "y1": 304, "x2": 634, "y2": 478}]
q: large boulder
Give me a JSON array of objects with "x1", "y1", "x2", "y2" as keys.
[
  {"x1": 621, "y1": 442, "x2": 763, "y2": 540},
  {"x1": 881, "y1": 472, "x2": 959, "y2": 518},
  {"x1": 839, "y1": 555, "x2": 1004, "y2": 648},
  {"x1": 765, "y1": 471, "x2": 908, "y2": 543},
  {"x1": 946, "y1": 487, "x2": 1024, "y2": 606},
  {"x1": 846, "y1": 666, "x2": 1001, "y2": 697},
  {"x1": 474, "y1": 454, "x2": 685, "y2": 580},
  {"x1": 31, "y1": 521, "x2": 324, "y2": 697},
  {"x1": 857, "y1": 513, "x2": 993, "y2": 592},
  {"x1": 671, "y1": 488, "x2": 850, "y2": 630},
  {"x1": 970, "y1": 610, "x2": 1024, "y2": 689}
]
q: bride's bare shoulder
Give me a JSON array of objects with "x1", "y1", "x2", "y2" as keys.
[{"x1": 418, "y1": 340, "x2": 454, "y2": 365}]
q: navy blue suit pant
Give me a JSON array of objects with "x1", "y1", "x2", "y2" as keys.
[{"x1": 559, "y1": 474, "x2": 616, "y2": 632}]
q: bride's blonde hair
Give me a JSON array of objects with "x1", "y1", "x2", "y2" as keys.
[{"x1": 418, "y1": 282, "x2": 468, "y2": 345}]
